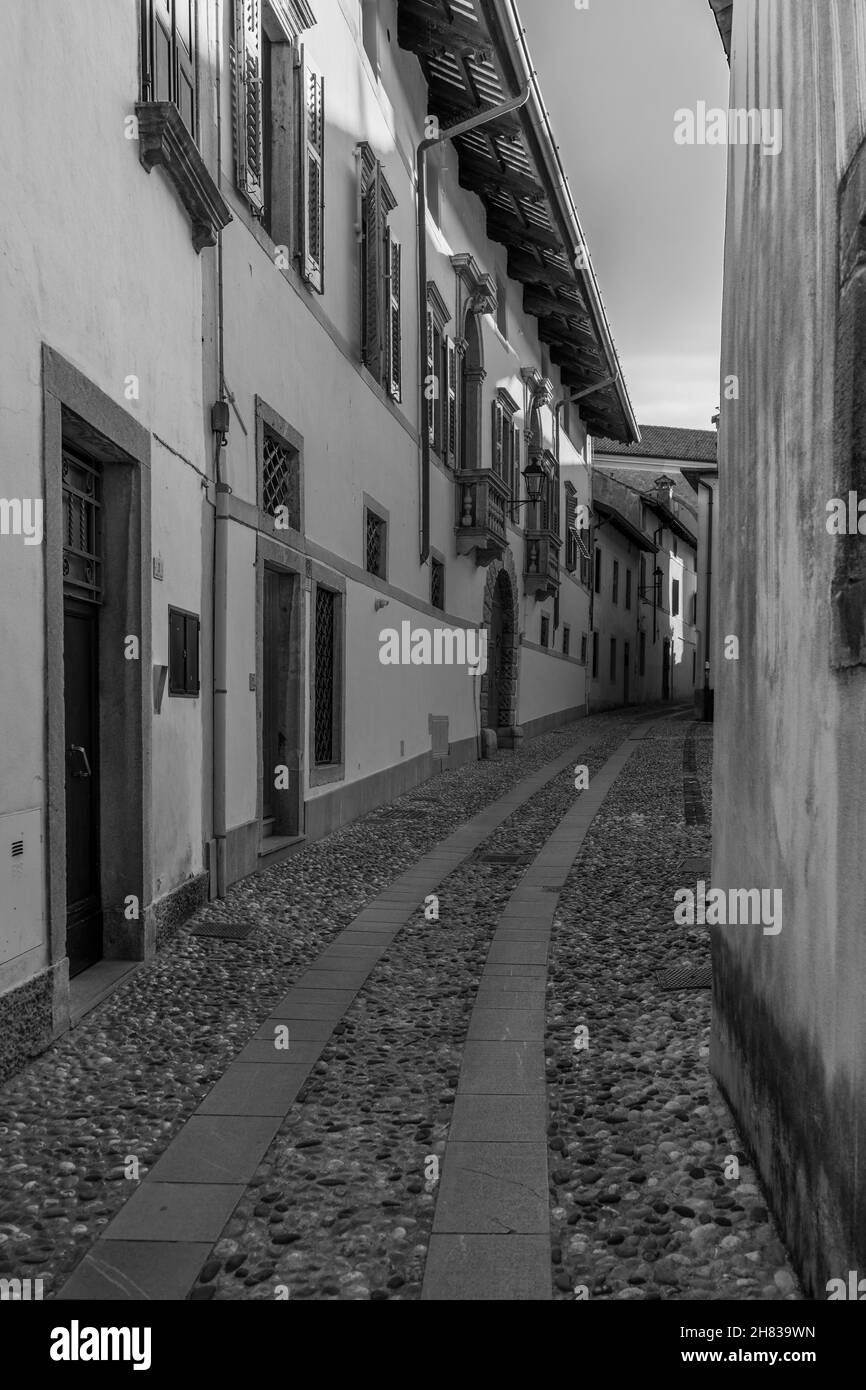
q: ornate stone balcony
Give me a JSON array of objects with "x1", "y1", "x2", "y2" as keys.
[
  {"x1": 523, "y1": 531, "x2": 561, "y2": 600},
  {"x1": 455, "y1": 468, "x2": 511, "y2": 567}
]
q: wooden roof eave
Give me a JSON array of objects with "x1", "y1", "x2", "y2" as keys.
[
  {"x1": 397, "y1": 0, "x2": 635, "y2": 441},
  {"x1": 594, "y1": 501, "x2": 657, "y2": 553}
]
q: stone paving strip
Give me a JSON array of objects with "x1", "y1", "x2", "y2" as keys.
[
  {"x1": 422, "y1": 722, "x2": 656, "y2": 1301},
  {"x1": 55, "y1": 726, "x2": 630, "y2": 1300},
  {"x1": 546, "y1": 719, "x2": 802, "y2": 1301}
]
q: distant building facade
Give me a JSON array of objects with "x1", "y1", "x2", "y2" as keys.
[
  {"x1": 591, "y1": 427, "x2": 712, "y2": 710},
  {"x1": 0, "y1": 0, "x2": 638, "y2": 1079}
]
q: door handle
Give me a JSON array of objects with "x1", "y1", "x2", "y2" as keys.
[{"x1": 69, "y1": 744, "x2": 92, "y2": 778}]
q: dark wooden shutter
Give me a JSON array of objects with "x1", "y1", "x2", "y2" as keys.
[
  {"x1": 185, "y1": 614, "x2": 200, "y2": 694},
  {"x1": 426, "y1": 309, "x2": 436, "y2": 444},
  {"x1": 175, "y1": 0, "x2": 196, "y2": 134},
  {"x1": 299, "y1": 48, "x2": 325, "y2": 291},
  {"x1": 149, "y1": 0, "x2": 173, "y2": 104},
  {"x1": 446, "y1": 338, "x2": 458, "y2": 465},
  {"x1": 387, "y1": 235, "x2": 402, "y2": 400},
  {"x1": 168, "y1": 608, "x2": 185, "y2": 693},
  {"x1": 363, "y1": 168, "x2": 383, "y2": 378},
  {"x1": 232, "y1": 0, "x2": 265, "y2": 214},
  {"x1": 492, "y1": 401, "x2": 504, "y2": 477},
  {"x1": 565, "y1": 487, "x2": 578, "y2": 571}
]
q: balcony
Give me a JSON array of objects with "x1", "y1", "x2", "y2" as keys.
[
  {"x1": 455, "y1": 469, "x2": 510, "y2": 567},
  {"x1": 523, "y1": 531, "x2": 561, "y2": 599}
]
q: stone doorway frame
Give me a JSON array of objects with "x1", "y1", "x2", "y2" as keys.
[{"x1": 42, "y1": 346, "x2": 152, "y2": 1002}]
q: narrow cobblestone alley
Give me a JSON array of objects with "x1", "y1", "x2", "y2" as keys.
[{"x1": 0, "y1": 711, "x2": 801, "y2": 1302}]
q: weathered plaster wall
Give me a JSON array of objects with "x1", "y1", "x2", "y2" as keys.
[
  {"x1": 0, "y1": 2, "x2": 209, "y2": 1010},
  {"x1": 712, "y1": 0, "x2": 866, "y2": 1295}
]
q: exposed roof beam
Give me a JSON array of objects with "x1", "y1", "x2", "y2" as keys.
[
  {"x1": 456, "y1": 152, "x2": 545, "y2": 200},
  {"x1": 523, "y1": 285, "x2": 589, "y2": 322},
  {"x1": 506, "y1": 249, "x2": 576, "y2": 291},
  {"x1": 487, "y1": 215, "x2": 561, "y2": 251},
  {"x1": 398, "y1": 0, "x2": 486, "y2": 51}
]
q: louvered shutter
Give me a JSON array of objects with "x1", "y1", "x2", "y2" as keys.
[
  {"x1": 492, "y1": 401, "x2": 504, "y2": 478},
  {"x1": 566, "y1": 488, "x2": 578, "y2": 571},
  {"x1": 175, "y1": 0, "x2": 196, "y2": 136},
  {"x1": 149, "y1": 0, "x2": 173, "y2": 104},
  {"x1": 387, "y1": 235, "x2": 402, "y2": 401},
  {"x1": 232, "y1": 0, "x2": 265, "y2": 215},
  {"x1": 363, "y1": 169, "x2": 383, "y2": 377},
  {"x1": 427, "y1": 309, "x2": 436, "y2": 444},
  {"x1": 446, "y1": 338, "x2": 458, "y2": 465},
  {"x1": 299, "y1": 49, "x2": 325, "y2": 292}
]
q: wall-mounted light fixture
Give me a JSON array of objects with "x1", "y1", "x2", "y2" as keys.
[
  {"x1": 374, "y1": 598, "x2": 389, "y2": 612},
  {"x1": 509, "y1": 457, "x2": 547, "y2": 512}
]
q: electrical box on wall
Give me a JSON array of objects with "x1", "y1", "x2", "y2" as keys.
[{"x1": 0, "y1": 808, "x2": 44, "y2": 961}]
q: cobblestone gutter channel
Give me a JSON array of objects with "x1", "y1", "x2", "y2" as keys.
[
  {"x1": 546, "y1": 720, "x2": 802, "y2": 1301},
  {"x1": 0, "y1": 708, "x2": 640, "y2": 1299}
]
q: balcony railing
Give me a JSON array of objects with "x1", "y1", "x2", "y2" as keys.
[
  {"x1": 523, "y1": 531, "x2": 561, "y2": 598},
  {"x1": 455, "y1": 468, "x2": 511, "y2": 566}
]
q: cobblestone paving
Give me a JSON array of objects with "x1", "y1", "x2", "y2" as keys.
[
  {"x1": 0, "y1": 708, "x2": 634, "y2": 1298},
  {"x1": 547, "y1": 719, "x2": 802, "y2": 1301},
  {"x1": 203, "y1": 720, "x2": 632, "y2": 1301},
  {"x1": 0, "y1": 708, "x2": 801, "y2": 1302}
]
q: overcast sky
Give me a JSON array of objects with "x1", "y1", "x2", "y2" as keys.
[{"x1": 519, "y1": 0, "x2": 730, "y2": 431}]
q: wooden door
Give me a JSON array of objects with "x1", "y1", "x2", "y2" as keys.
[{"x1": 63, "y1": 598, "x2": 101, "y2": 977}]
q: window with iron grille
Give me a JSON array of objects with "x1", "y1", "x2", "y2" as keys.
[
  {"x1": 314, "y1": 586, "x2": 336, "y2": 764},
  {"x1": 625, "y1": 568, "x2": 632, "y2": 610},
  {"x1": 580, "y1": 632, "x2": 588, "y2": 665},
  {"x1": 262, "y1": 428, "x2": 300, "y2": 529},
  {"x1": 594, "y1": 546, "x2": 602, "y2": 594},
  {"x1": 431, "y1": 557, "x2": 445, "y2": 612},
  {"x1": 365, "y1": 508, "x2": 387, "y2": 579},
  {"x1": 169, "y1": 607, "x2": 200, "y2": 696},
  {"x1": 540, "y1": 614, "x2": 550, "y2": 648},
  {"x1": 62, "y1": 450, "x2": 103, "y2": 604},
  {"x1": 141, "y1": 0, "x2": 197, "y2": 139},
  {"x1": 562, "y1": 625, "x2": 570, "y2": 657},
  {"x1": 612, "y1": 559, "x2": 619, "y2": 605},
  {"x1": 672, "y1": 577, "x2": 680, "y2": 616}
]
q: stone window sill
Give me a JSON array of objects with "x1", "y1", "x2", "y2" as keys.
[{"x1": 136, "y1": 102, "x2": 232, "y2": 253}]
